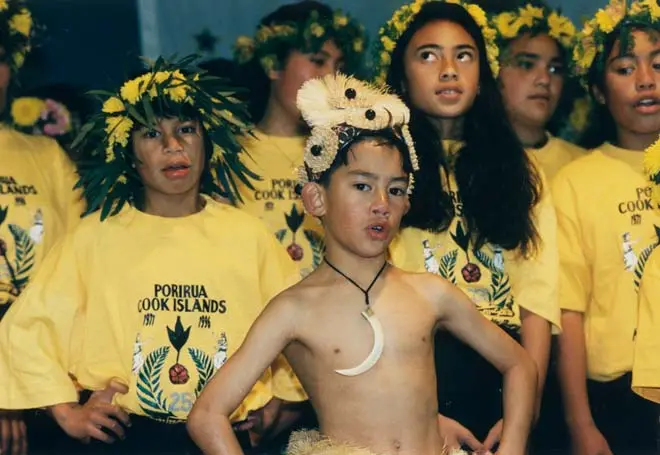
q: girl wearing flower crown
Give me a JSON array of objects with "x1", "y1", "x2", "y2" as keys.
[
  {"x1": 232, "y1": 1, "x2": 366, "y2": 279},
  {"x1": 0, "y1": 2, "x2": 85, "y2": 454},
  {"x1": 381, "y1": 1, "x2": 559, "y2": 452},
  {"x1": 0, "y1": 57, "x2": 306, "y2": 454},
  {"x1": 553, "y1": 0, "x2": 660, "y2": 453},
  {"x1": 493, "y1": 4, "x2": 588, "y2": 181}
]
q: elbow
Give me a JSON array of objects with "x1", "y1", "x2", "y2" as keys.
[{"x1": 187, "y1": 404, "x2": 210, "y2": 442}]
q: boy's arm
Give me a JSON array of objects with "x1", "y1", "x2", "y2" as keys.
[
  {"x1": 431, "y1": 277, "x2": 537, "y2": 455},
  {"x1": 187, "y1": 293, "x2": 299, "y2": 455}
]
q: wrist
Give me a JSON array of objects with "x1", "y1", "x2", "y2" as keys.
[{"x1": 47, "y1": 402, "x2": 78, "y2": 426}]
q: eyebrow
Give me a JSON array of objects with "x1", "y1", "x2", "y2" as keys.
[
  {"x1": 609, "y1": 48, "x2": 660, "y2": 63},
  {"x1": 415, "y1": 43, "x2": 477, "y2": 53},
  {"x1": 347, "y1": 170, "x2": 409, "y2": 182}
]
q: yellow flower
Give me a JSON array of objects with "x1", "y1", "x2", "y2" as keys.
[
  {"x1": 11, "y1": 97, "x2": 45, "y2": 127},
  {"x1": 105, "y1": 116, "x2": 133, "y2": 148},
  {"x1": 165, "y1": 70, "x2": 188, "y2": 102},
  {"x1": 644, "y1": 135, "x2": 660, "y2": 178},
  {"x1": 494, "y1": 12, "x2": 519, "y2": 38},
  {"x1": 381, "y1": 36, "x2": 396, "y2": 52},
  {"x1": 12, "y1": 51, "x2": 24, "y2": 68},
  {"x1": 548, "y1": 12, "x2": 576, "y2": 42},
  {"x1": 353, "y1": 38, "x2": 364, "y2": 53},
  {"x1": 334, "y1": 14, "x2": 348, "y2": 27},
  {"x1": 117, "y1": 175, "x2": 127, "y2": 184},
  {"x1": 569, "y1": 96, "x2": 590, "y2": 133},
  {"x1": 466, "y1": 4, "x2": 487, "y2": 28},
  {"x1": 102, "y1": 96, "x2": 125, "y2": 114},
  {"x1": 9, "y1": 9, "x2": 31, "y2": 37},
  {"x1": 120, "y1": 77, "x2": 143, "y2": 105},
  {"x1": 380, "y1": 50, "x2": 391, "y2": 66},
  {"x1": 105, "y1": 144, "x2": 116, "y2": 163},
  {"x1": 255, "y1": 26, "x2": 273, "y2": 43},
  {"x1": 0, "y1": 0, "x2": 8, "y2": 12},
  {"x1": 518, "y1": 4, "x2": 544, "y2": 28},
  {"x1": 596, "y1": 9, "x2": 616, "y2": 33},
  {"x1": 260, "y1": 55, "x2": 277, "y2": 72},
  {"x1": 310, "y1": 23, "x2": 325, "y2": 38},
  {"x1": 410, "y1": 1, "x2": 422, "y2": 14},
  {"x1": 642, "y1": 0, "x2": 660, "y2": 18}
]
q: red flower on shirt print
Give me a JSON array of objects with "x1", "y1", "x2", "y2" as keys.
[
  {"x1": 451, "y1": 221, "x2": 482, "y2": 283},
  {"x1": 276, "y1": 204, "x2": 305, "y2": 261},
  {"x1": 167, "y1": 316, "x2": 191, "y2": 385}
]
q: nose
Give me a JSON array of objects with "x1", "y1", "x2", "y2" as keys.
[
  {"x1": 534, "y1": 65, "x2": 551, "y2": 88},
  {"x1": 371, "y1": 189, "x2": 390, "y2": 218},
  {"x1": 440, "y1": 57, "x2": 458, "y2": 82},
  {"x1": 636, "y1": 62, "x2": 656, "y2": 91},
  {"x1": 163, "y1": 132, "x2": 184, "y2": 154}
]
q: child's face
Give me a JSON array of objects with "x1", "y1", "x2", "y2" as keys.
[
  {"x1": 499, "y1": 33, "x2": 564, "y2": 131},
  {"x1": 403, "y1": 20, "x2": 480, "y2": 120},
  {"x1": 314, "y1": 140, "x2": 410, "y2": 259},
  {"x1": 597, "y1": 29, "x2": 660, "y2": 139},
  {"x1": 132, "y1": 117, "x2": 205, "y2": 200},
  {"x1": 270, "y1": 40, "x2": 344, "y2": 122}
]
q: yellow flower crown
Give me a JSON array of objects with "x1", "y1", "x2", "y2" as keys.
[
  {"x1": 645, "y1": 135, "x2": 660, "y2": 206},
  {"x1": 492, "y1": 4, "x2": 576, "y2": 50},
  {"x1": 74, "y1": 56, "x2": 257, "y2": 220},
  {"x1": 233, "y1": 8, "x2": 366, "y2": 74},
  {"x1": 572, "y1": 0, "x2": 660, "y2": 87},
  {"x1": 373, "y1": 0, "x2": 500, "y2": 86},
  {"x1": 0, "y1": 0, "x2": 33, "y2": 72}
]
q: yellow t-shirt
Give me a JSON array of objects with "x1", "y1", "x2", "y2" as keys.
[
  {"x1": 0, "y1": 127, "x2": 83, "y2": 312},
  {"x1": 237, "y1": 131, "x2": 324, "y2": 277},
  {"x1": 553, "y1": 143, "x2": 660, "y2": 381},
  {"x1": 527, "y1": 134, "x2": 589, "y2": 181},
  {"x1": 632, "y1": 243, "x2": 660, "y2": 403},
  {"x1": 0, "y1": 199, "x2": 305, "y2": 422},
  {"x1": 390, "y1": 141, "x2": 560, "y2": 331}
]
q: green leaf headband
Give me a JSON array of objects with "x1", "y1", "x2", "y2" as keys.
[
  {"x1": 373, "y1": 0, "x2": 500, "y2": 86},
  {"x1": 73, "y1": 55, "x2": 258, "y2": 220},
  {"x1": 233, "y1": 8, "x2": 366, "y2": 74}
]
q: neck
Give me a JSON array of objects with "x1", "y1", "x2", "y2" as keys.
[
  {"x1": 615, "y1": 127, "x2": 658, "y2": 151},
  {"x1": 429, "y1": 116, "x2": 464, "y2": 141},
  {"x1": 512, "y1": 121, "x2": 547, "y2": 148},
  {"x1": 258, "y1": 98, "x2": 306, "y2": 137},
  {"x1": 142, "y1": 188, "x2": 203, "y2": 218},
  {"x1": 322, "y1": 247, "x2": 389, "y2": 291}
]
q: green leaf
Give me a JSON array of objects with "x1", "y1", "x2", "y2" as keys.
[
  {"x1": 450, "y1": 221, "x2": 470, "y2": 252},
  {"x1": 188, "y1": 347, "x2": 215, "y2": 397},
  {"x1": 0, "y1": 206, "x2": 7, "y2": 225},
  {"x1": 167, "y1": 316, "x2": 191, "y2": 352},
  {"x1": 439, "y1": 250, "x2": 458, "y2": 284},
  {"x1": 285, "y1": 205, "x2": 305, "y2": 233},
  {"x1": 275, "y1": 229, "x2": 287, "y2": 243},
  {"x1": 8, "y1": 224, "x2": 35, "y2": 290},
  {"x1": 304, "y1": 230, "x2": 325, "y2": 269},
  {"x1": 137, "y1": 346, "x2": 177, "y2": 421}
]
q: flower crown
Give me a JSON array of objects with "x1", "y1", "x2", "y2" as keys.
[
  {"x1": 10, "y1": 97, "x2": 72, "y2": 137},
  {"x1": 233, "y1": 8, "x2": 366, "y2": 74},
  {"x1": 572, "y1": 0, "x2": 660, "y2": 87},
  {"x1": 0, "y1": 0, "x2": 33, "y2": 73},
  {"x1": 645, "y1": 135, "x2": 660, "y2": 206},
  {"x1": 492, "y1": 4, "x2": 576, "y2": 51},
  {"x1": 296, "y1": 73, "x2": 420, "y2": 194},
  {"x1": 73, "y1": 55, "x2": 257, "y2": 220},
  {"x1": 373, "y1": 0, "x2": 500, "y2": 86}
]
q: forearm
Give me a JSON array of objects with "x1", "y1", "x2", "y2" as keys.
[
  {"x1": 520, "y1": 311, "x2": 551, "y2": 420},
  {"x1": 557, "y1": 310, "x2": 594, "y2": 428},
  {"x1": 187, "y1": 410, "x2": 244, "y2": 455},
  {"x1": 499, "y1": 356, "x2": 537, "y2": 452}
]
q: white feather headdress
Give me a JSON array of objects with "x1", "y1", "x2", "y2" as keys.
[{"x1": 296, "y1": 73, "x2": 419, "y2": 193}]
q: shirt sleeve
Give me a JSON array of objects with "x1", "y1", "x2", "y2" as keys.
[
  {"x1": 256, "y1": 227, "x2": 307, "y2": 402},
  {"x1": 0, "y1": 233, "x2": 84, "y2": 409},
  {"x1": 632, "y1": 248, "x2": 660, "y2": 403},
  {"x1": 507, "y1": 170, "x2": 561, "y2": 331},
  {"x1": 552, "y1": 170, "x2": 592, "y2": 313}
]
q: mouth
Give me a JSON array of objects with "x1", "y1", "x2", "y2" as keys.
[
  {"x1": 528, "y1": 94, "x2": 551, "y2": 102},
  {"x1": 162, "y1": 162, "x2": 192, "y2": 178},
  {"x1": 367, "y1": 223, "x2": 389, "y2": 240}
]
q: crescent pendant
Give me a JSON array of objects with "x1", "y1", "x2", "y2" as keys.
[{"x1": 334, "y1": 308, "x2": 384, "y2": 376}]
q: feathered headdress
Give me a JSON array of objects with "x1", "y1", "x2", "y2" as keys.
[{"x1": 296, "y1": 73, "x2": 419, "y2": 193}]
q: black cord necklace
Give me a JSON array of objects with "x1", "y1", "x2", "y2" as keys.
[{"x1": 323, "y1": 257, "x2": 388, "y2": 315}]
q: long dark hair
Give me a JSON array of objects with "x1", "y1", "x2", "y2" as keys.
[{"x1": 386, "y1": 1, "x2": 540, "y2": 255}]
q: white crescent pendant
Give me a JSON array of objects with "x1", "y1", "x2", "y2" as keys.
[{"x1": 334, "y1": 307, "x2": 384, "y2": 376}]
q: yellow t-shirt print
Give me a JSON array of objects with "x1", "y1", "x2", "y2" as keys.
[
  {"x1": 632, "y1": 225, "x2": 660, "y2": 293},
  {"x1": 276, "y1": 204, "x2": 324, "y2": 268}
]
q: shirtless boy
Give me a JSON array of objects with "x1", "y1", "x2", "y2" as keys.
[{"x1": 187, "y1": 74, "x2": 537, "y2": 455}]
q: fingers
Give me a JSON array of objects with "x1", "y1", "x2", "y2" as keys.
[
  {"x1": 91, "y1": 413, "x2": 126, "y2": 441},
  {"x1": 86, "y1": 424, "x2": 116, "y2": 445},
  {"x1": 105, "y1": 405, "x2": 131, "y2": 428},
  {"x1": 483, "y1": 424, "x2": 501, "y2": 451},
  {"x1": 1, "y1": 417, "x2": 10, "y2": 455},
  {"x1": 457, "y1": 427, "x2": 483, "y2": 452}
]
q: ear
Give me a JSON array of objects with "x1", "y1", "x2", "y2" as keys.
[
  {"x1": 591, "y1": 85, "x2": 606, "y2": 105},
  {"x1": 403, "y1": 194, "x2": 411, "y2": 217},
  {"x1": 301, "y1": 182, "x2": 326, "y2": 217}
]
